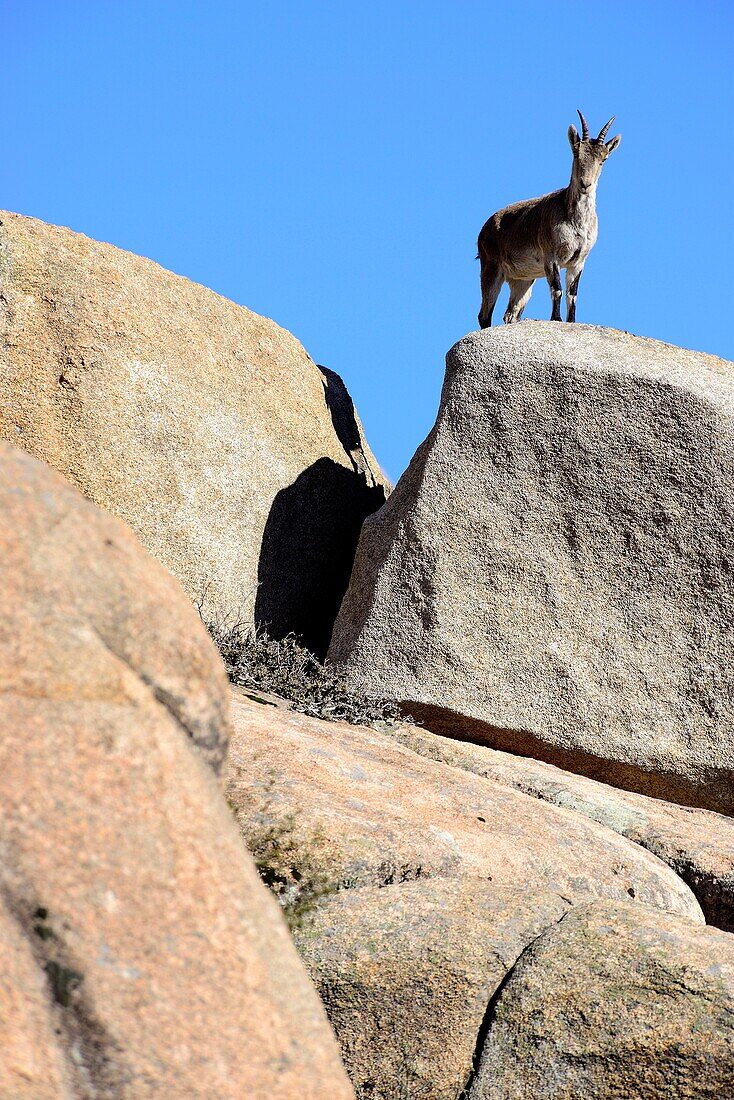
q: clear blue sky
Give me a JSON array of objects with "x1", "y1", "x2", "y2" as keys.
[{"x1": 5, "y1": 1, "x2": 733, "y2": 480}]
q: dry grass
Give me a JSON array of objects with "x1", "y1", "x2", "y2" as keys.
[{"x1": 201, "y1": 606, "x2": 408, "y2": 727}]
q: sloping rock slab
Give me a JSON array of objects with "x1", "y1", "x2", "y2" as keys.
[
  {"x1": 0, "y1": 444, "x2": 353, "y2": 1099},
  {"x1": 225, "y1": 692, "x2": 702, "y2": 921},
  {"x1": 0, "y1": 210, "x2": 386, "y2": 656},
  {"x1": 469, "y1": 900, "x2": 734, "y2": 1100},
  {"x1": 329, "y1": 323, "x2": 734, "y2": 813},
  {"x1": 388, "y1": 722, "x2": 734, "y2": 931},
  {"x1": 295, "y1": 880, "x2": 569, "y2": 1100},
  {"x1": 0, "y1": 437, "x2": 229, "y2": 774}
]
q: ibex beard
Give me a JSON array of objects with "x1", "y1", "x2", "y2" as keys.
[{"x1": 477, "y1": 110, "x2": 621, "y2": 327}]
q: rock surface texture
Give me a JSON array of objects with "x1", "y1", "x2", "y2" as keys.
[
  {"x1": 0, "y1": 443, "x2": 353, "y2": 1098},
  {"x1": 0, "y1": 210, "x2": 385, "y2": 656},
  {"x1": 225, "y1": 692, "x2": 702, "y2": 921},
  {"x1": 330, "y1": 323, "x2": 734, "y2": 813},
  {"x1": 225, "y1": 691, "x2": 712, "y2": 1097},
  {"x1": 469, "y1": 901, "x2": 734, "y2": 1099},
  {"x1": 388, "y1": 722, "x2": 734, "y2": 932},
  {"x1": 295, "y1": 881, "x2": 569, "y2": 1100}
]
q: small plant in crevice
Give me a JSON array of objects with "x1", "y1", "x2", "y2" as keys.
[
  {"x1": 45, "y1": 960, "x2": 84, "y2": 1008},
  {"x1": 197, "y1": 598, "x2": 411, "y2": 728},
  {"x1": 248, "y1": 810, "x2": 338, "y2": 932},
  {"x1": 228, "y1": 768, "x2": 339, "y2": 932},
  {"x1": 33, "y1": 906, "x2": 55, "y2": 942},
  {"x1": 28, "y1": 906, "x2": 85, "y2": 1009}
]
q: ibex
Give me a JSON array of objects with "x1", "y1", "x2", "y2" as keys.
[{"x1": 477, "y1": 111, "x2": 621, "y2": 327}]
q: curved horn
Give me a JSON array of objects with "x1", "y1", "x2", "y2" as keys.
[
  {"x1": 597, "y1": 115, "x2": 615, "y2": 142},
  {"x1": 576, "y1": 109, "x2": 589, "y2": 140}
]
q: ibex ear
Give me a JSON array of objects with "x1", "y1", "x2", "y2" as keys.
[
  {"x1": 568, "y1": 125, "x2": 580, "y2": 151},
  {"x1": 605, "y1": 133, "x2": 621, "y2": 155}
]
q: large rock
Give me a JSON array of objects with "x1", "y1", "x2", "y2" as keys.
[
  {"x1": 0, "y1": 210, "x2": 385, "y2": 657},
  {"x1": 469, "y1": 900, "x2": 734, "y2": 1099},
  {"x1": 329, "y1": 323, "x2": 734, "y2": 813},
  {"x1": 225, "y1": 692, "x2": 703, "y2": 923},
  {"x1": 387, "y1": 722, "x2": 734, "y2": 932},
  {"x1": 0, "y1": 443, "x2": 353, "y2": 1098},
  {"x1": 295, "y1": 880, "x2": 569, "y2": 1100}
]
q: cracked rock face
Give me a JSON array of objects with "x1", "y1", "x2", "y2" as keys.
[
  {"x1": 294, "y1": 880, "x2": 570, "y2": 1100},
  {"x1": 0, "y1": 210, "x2": 386, "y2": 657},
  {"x1": 225, "y1": 692, "x2": 702, "y2": 922},
  {"x1": 386, "y1": 722, "x2": 734, "y2": 933},
  {"x1": 226, "y1": 694, "x2": 734, "y2": 1099},
  {"x1": 469, "y1": 900, "x2": 734, "y2": 1100},
  {"x1": 0, "y1": 443, "x2": 354, "y2": 1099},
  {"x1": 226, "y1": 686, "x2": 713, "y2": 1091},
  {"x1": 0, "y1": 904, "x2": 70, "y2": 1097},
  {"x1": 329, "y1": 323, "x2": 734, "y2": 814}
]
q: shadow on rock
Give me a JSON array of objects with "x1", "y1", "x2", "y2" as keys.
[
  {"x1": 318, "y1": 365, "x2": 378, "y2": 482},
  {"x1": 256, "y1": 457, "x2": 385, "y2": 659}
]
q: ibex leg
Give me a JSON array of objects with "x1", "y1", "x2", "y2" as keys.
[
  {"x1": 545, "y1": 260, "x2": 563, "y2": 321},
  {"x1": 503, "y1": 280, "x2": 533, "y2": 324},
  {"x1": 566, "y1": 266, "x2": 583, "y2": 323},
  {"x1": 478, "y1": 254, "x2": 504, "y2": 328}
]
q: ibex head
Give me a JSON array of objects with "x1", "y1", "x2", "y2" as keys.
[{"x1": 567, "y1": 110, "x2": 621, "y2": 193}]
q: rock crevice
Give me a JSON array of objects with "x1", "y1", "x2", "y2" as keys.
[
  {"x1": 0, "y1": 209, "x2": 386, "y2": 657},
  {"x1": 0, "y1": 879, "x2": 125, "y2": 1099}
]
